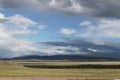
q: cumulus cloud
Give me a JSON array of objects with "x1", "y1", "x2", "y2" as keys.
[
  {"x1": 49, "y1": 0, "x2": 84, "y2": 15},
  {"x1": 0, "y1": 13, "x2": 46, "y2": 58},
  {"x1": 60, "y1": 28, "x2": 76, "y2": 35},
  {"x1": 80, "y1": 21, "x2": 92, "y2": 26},
  {"x1": 0, "y1": 13, "x2": 5, "y2": 19},
  {"x1": 40, "y1": 38, "x2": 120, "y2": 58},
  {"x1": 0, "y1": 13, "x2": 8, "y2": 23},
  {"x1": 8, "y1": 15, "x2": 36, "y2": 29},
  {"x1": 78, "y1": 19, "x2": 120, "y2": 39},
  {"x1": 1, "y1": 0, "x2": 120, "y2": 18}
]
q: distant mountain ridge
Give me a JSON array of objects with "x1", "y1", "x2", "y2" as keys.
[{"x1": 3, "y1": 54, "x2": 120, "y2": 61}]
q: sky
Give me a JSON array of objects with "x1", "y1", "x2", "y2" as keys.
[{"x1": 0, "y1": 0, "x2": 120, "y2": 58}]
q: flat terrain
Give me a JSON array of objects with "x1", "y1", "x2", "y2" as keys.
[
  {"x1": 0, "y1": 61, "x2": 120, "y2": 77},
  {"x1": 0, "y1": 77, "x2": 120, "y2": 80}
]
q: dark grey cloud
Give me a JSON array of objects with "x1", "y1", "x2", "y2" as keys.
[
  {"x1": 0, "y1": 18, "x2": 9, "y2": 23},
  {"x1": 1, "y1": 0, "x2": 120, "y2": 18},
  {"x1": 40, "y1": 39, "x2": 120, "y2": 58},
  {"x1": 78, "y1": 0, "x2": 120, "y2": 18},
  {"x1": 0, "y1": 0, "x2": 51, "y2": 10}
]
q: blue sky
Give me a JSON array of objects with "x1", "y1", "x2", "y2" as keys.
[
  {"x1": 2, "y1": 8, "x2": 86, "y2": 41},
  {"x1": 0, "y1": 0, "x2": 120, "y2": 58}
]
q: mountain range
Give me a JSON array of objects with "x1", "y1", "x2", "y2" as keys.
[{"x1": 3, "y1": 54, "x2": 120, "y2": 61}]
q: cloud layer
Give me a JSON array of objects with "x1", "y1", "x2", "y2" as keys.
[
  {"x1": 1, "y1": 0, "x2": 120, "y2": 18},
  {"x1": 40, "y1": 38, "x2": 120, "y2": 58}
]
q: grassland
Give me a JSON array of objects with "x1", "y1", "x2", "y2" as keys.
[{"x1": 0, "y1": 61, "x2": 120, "y2": 77}]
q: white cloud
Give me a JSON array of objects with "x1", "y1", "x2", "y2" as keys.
[
  {"x1": 60, "y1": 28, "x2": 76, "y2": 35},
  {"x1": 87, "y1": 48, "x2": 104, "y2": 52},
  {"x1": 5, "y1": 14, "x2": 46, "y2": 37},
  {"x1": 0, "y1": 12, "x2": 46, "y2": 58},
  {"x1": 38, "y1": 24, "x2": 47, "y2": 30},
  {"x1": 0, "y1": 13, "x2": 5, "y2": 19},
  {"x1": 0, "y1": 13, "x2": 8, "y2": 23},
  {"x1": 8, "y1": 15, "x2": 36, "y2": 29},
  {"x1": 78, "y1": 19, "x2": 120, "y2": 39},
  {"x1": 80, "y1": 21, "x2": 92, "y2": 26},
  {"x1": 39, "y1": 46, "x2": 80, "y2": 55}
]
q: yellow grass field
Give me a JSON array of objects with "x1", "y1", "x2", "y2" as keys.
[{"x1": 0, "y1": 61, "x2": 120, "y2": 77}]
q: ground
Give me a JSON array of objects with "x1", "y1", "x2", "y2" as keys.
[{"x1": 0, "y1": 61, "x2": 120, "y2": 77}]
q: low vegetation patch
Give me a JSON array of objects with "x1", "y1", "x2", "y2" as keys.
[{"x1": 24, "y1": 64, "x2": 120, "y2": 69}]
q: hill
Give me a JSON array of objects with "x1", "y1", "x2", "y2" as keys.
[{"x1": 4, "y1": 54, "x2": 120, "y2": 61}]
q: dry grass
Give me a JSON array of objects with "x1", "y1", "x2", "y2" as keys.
[
  {"x1": 0, "y1": 61, "x2": 120, "y2": 77},
  {"x1": 18, "y1": 61, "x2": 120, "y2": 66},
  {"x1": 0, "y1": 77, "x2": 119, "y2": 80}
]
